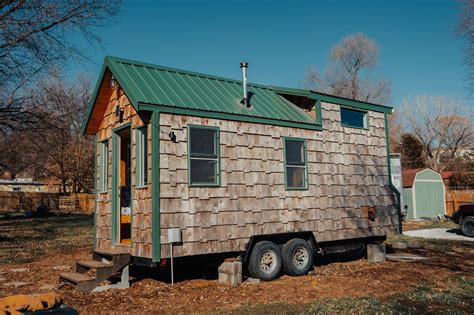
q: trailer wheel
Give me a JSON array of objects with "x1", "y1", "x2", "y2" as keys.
[
  {"x1": 248, "y1": 241, "x2": 282, "y2": 281},
  {"x1": 461, "y1": 216, "x2": 474, "y2": 237},
  {"x1": 282, "y1": 238, "x2": 313, "y2": 276}
]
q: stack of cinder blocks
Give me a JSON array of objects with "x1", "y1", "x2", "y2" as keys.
[{"x1": 218, "y1": 261, "x2": 242, "y2": 286}]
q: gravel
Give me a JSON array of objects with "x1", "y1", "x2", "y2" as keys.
[{"x1": 404, "y1": 228, "x2": 474, "y2": 242}]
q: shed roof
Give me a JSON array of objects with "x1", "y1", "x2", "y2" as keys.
[
  {"x1": 82, "y1": 56, "x2": 393, "y2": 134},
  {"x1": 403, "y1": 168, "x2": 424, "y2": 188},
  {"x1": 402, "y1": 168, "x2": 443, "y2": 188}
]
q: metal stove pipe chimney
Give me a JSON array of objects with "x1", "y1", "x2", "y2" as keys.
[{"x1": 240, "y1": 62, "x2": 250, "y2": 107}]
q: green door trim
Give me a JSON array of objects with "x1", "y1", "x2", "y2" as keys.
[
  {"x1": 111, "y1": 122, "x2": 132, "y2": 245},
  {"x1": 93, "y1": 134, "x2": 98, "y2": 250},
  {"x1": 151, "y1": 111, "x2": 161, "y2": 261}
]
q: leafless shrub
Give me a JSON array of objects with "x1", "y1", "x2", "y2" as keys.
[{"x1": 402, "y1": 94, "x2": 474, "y2": 172}]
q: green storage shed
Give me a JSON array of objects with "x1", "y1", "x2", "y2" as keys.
[{"x1": 402, "y1": 168, "x2": 446, "y2": 219}]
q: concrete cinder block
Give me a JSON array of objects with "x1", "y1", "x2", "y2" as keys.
[
  {"x1": 218, "y1": 261, "x2": 242, "y2": 275},
  {"x1": 218, "y1": 272, "x2": 241, "y2": 286},
  {"x1": 367, "y1": 243, "x2": 386, "y2": 263},
  {"x1": 218, "y1": 261, "x2": 242, "y2": 286}
]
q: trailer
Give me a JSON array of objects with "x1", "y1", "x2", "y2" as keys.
[{"x1": 61, "y1": 56, "x2": 400, "y2": 291}]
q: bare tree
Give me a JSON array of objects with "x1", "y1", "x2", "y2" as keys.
[
  {"x1": 458, "y1": 0, "x2": 474, "y2": 92},
  {"x1": 403, "y1": 95, "x2": 474, "y2": 172},
  {"x1": 26, "y1": 72, "x2": 94, "y2": 193},
  {"x1": 0, "y1": 131, "x2": 39, "y2": 179},
  {"x1": 0, "y1": 0, "x2": 121, "y2": 131},
  {"x1": 387, "y1": 110, "x2": 404, "y2": 153},
  {"x1": 305, "y1": 33, "x2": 391, "y2": 104}
]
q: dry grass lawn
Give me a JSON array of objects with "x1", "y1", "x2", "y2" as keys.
[{"x1": 0, "y1": 215, "x2": 473, "y2": 314}]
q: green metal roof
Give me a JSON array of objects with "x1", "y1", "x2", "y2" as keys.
[
  {"x1": 108, "y1": 56, "x2": 312, "y2": 120},
  {"x1": 82, "y1": 56, "x2": 393, "y2": 134}
]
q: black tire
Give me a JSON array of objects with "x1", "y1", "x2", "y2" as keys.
[
  {"x1": 461, "y1": 216, "x2": 474, "y2": 237},
  {"x1": 248, "y1": 241, "x2": 282, "y2": 281},
  {"x1": 282, "y1": 238, "x2": 314, "y2": 276}
]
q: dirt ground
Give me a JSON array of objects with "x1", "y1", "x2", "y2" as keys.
[{"x1": 1, "y1": 215, "x2": 473, "y2": 314}]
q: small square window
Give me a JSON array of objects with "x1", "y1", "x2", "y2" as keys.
[
  {"x1": 188, "y1": 126, "x2": 220, "y2": 186},
  {"x1": 341, "y1": 107, "x2": 368, "y2": 129},
  {"x1": 284, "y1": 138, "x2": 308, "y2": 189}
]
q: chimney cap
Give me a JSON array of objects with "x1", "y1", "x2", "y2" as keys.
[{"x1": 240, "y1": 62, "x2": 248, "y2": 68}]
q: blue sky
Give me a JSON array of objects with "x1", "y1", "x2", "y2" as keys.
[{"x1": 71, "y1": 0, "x2": 470, "y2": 108}]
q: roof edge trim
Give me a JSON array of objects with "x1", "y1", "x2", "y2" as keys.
[
  {"x1": 269, "y1": 85, "x2": 393, "y2": 114},
  {"x1": 81, "y1": 57, "x2": 141, "y2": 135},
  {"x1": 80, "y1": 61, "x2": 108, "y2": 135},
  {"x1": 138, "y1": 103, "x2": 323, "y2": 131}
]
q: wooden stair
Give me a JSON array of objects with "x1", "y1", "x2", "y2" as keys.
[{"x1": 59, "y1": 249, "x2": 130, "y2": 292}]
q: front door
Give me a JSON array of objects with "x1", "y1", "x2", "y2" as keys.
[{"x1": 113, "y1": 126, "x2": 132, "y2": 244}]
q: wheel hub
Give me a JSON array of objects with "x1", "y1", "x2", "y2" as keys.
[
  {"x1": 260, "y1": 250, "x2": 277, "y2": 273},
  {"x1": 293, "y1": 247, "x2": 309, "y2": 268},
  {"x1": 466, "y1": 221, "x2": 474, "y2": 234}
]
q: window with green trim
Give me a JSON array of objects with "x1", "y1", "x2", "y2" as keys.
[
  {"x1": 284, "y1": 138, "x2": 308, "y2": 189},
  {"x1": 340, "y1": 107, "x2": 368, "y2": 128},
  {"x1": 188, "y1": 125, "x2": 220, "y2": 186},
  {"x1": 99, "y1": 140, "x2": 109, "y2": 192},
  {"x1": 136, "y1": 126, "x2": 148, "y2": 187}
]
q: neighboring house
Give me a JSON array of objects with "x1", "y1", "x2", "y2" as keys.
[
  {"x1": 0, "y1": 178, "x2": 48, "y2": 193},
  {"x1": 402, "y1": 168, "x2": 446, "y2": 219},
  {"x1": 433, "y1": 147, "x2": 474, "y2": 164},
  {"x1": 79, "y1": 56, "x2": 400, "y2": 281}
]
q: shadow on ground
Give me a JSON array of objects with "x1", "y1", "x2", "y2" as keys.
[{"x1": 129, "y1": 248, "x2": 367, "y2": 284}]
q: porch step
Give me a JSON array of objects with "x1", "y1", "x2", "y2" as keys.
[
  {"x1": 75, "y1": 260, "x2": 114, "y2": 282},
  {"x1": 59, "y1": 272, "x2": 97, "y2": 292},
  {"x1": 76, "y1": 260, "x2": 111, "y2": 269},
  {"x1": 93, "y1": 248, "x2": 129, "y2": 256},
  {"x1": 59, "y1": 249, "x2": 131, "y2": 292},
  {"x1": 93, "y1": 249, "x2": 130, "y2": 264}
]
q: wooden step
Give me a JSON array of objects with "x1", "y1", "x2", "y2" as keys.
[
  {"x1": 60, "y1": 272, "x2": 93, "y2": 283},
  {"x1": 75, "y1": 260, "x2": 115, "y2": 282},
  {"x1": 93, "y1": 249, "x2": 131, "y2": 271},
  {"x1": 94, "y1": 248, "x2": 129, "y2": 256},
  {"x1": 77, "y1": 260, "x2": 112, "y2": 269},
  {"x1": 93, "y1": 249, "x2": 130, "y2": 263},
  {"x1": 59, "y1": 272, "x2": 97, "y2": 292}
]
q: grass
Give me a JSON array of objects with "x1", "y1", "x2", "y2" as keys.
[
  {"x1": 234, "y1": 276, "x2": 474, "y2": 314},
  {"x1": 0, "y1": 214, "x2": 93, "y2": 265}
]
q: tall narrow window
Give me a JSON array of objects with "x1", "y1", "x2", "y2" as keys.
[
  {"x1": 188, "y1": 125, "x2": 220, "y2": 186},
  {"x1": 136, "y1": 126, "x2": 148, "y2": 187},
  {"x1": 99, "y1": 140, "x2": 109, "y2": 192},
  {"x1": 284, "y1": 138, "x2": 308, "y2": 189},
  {"x1": 340, "y1": 107, "x2": 368, "y2": 129}
]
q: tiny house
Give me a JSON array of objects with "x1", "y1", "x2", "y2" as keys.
[
  {"x1": 402, "y1": 168, "x2": 446, "y2": 219},
  {"x1": 81, "y1": 56, "x2": 400, "y2": 281}
]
